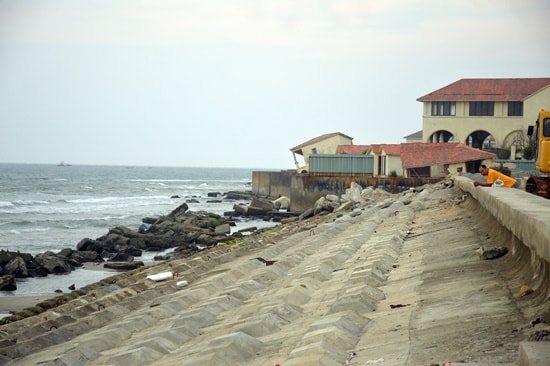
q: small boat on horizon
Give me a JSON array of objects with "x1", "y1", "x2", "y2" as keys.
[{"x1": 58, "y1": 161, "x2": 72, "y2": 167}]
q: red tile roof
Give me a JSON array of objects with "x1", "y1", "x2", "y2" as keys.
[
  {"x1": 380, "y1": 144, "x2": 401, "y2": 155},
  {"x1": 367, "y1": 144, "x2": 401, "y2": 155},
  {"x1": 400, "y1": 143, "x2": 495, "y2": 168},
  {"x1": 336, "y1": 145, "x2": 370, "y2": 154},
  {"x1": 417, "y1": 78, "x2": 550, "y2": 102},
  {"x1": 368, "y1": 144, "x2": 381, "y2": 154},
  {"x1": 290, "y1": 132, "x2": 353, "y2": 152}
]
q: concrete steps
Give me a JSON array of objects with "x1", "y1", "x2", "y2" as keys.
[{"x1": 1, "y1": 195, "x2": 416, "y2": 365}]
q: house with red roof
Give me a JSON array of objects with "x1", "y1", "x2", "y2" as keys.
[
  {"x1": 290, "y1": 132, "x2": 353, "y2": 172},
  {"x1": 417, "y1": 78, "x2": 550, "y2": 159},
  {"x1": 400, "y1": 143, "x2": 496, "y2": 177},
  {"x1": 334, "y1": 141, "x2": 495, "y2": 177},
  {"x1": 367, "y1": 144, "x2": 402, "y2": 176}
]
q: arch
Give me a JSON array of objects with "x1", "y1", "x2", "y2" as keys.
[
  {"x1": 427, "y1": 130, "x2": 456, "y2": 143},
  {"x1": 465, "y1": 130, "x2": 493, "y2": 150},
  {"x1": 503, "y1": 129, "x2": 529, "y2": 159}
]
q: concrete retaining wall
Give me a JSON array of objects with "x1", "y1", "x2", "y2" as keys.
[
  {"x1": 454, "y1": 176, "x2": 550, "y2": 264},
  {"x1": 252, "y1": 170, "x2": 440, "y2": 212}
]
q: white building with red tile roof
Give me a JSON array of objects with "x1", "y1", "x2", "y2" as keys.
[{"x1": 417, "y1": 78, "x2": 550, "y2": 159}]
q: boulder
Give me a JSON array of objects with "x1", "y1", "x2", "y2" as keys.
[
  {"x1": 3, "y1": 256, "x2": 29, "y2": 278},
  {"x1": 215, "y1": 223, "x2": 231, "y2": 235},
  {"x1": 273, "y1": 196, "x2": 290, "y2": 211},
  {"x1": 71, "y1": 250, "x2": 104, "y2": 263},
  {"x1": 108, "y1": 252, "x2": 134, "y2": 262},
  {"x1": 299, "y1": 208, "x2": 315, "y2": 220},
  {"x1": 101, "y1": 233, "x2": 130, "y2": 247},
  {"x1": 342, "y1": 182, "x2": 365, "y2": 204},
  {"x1": 313, "y1": 197, "x2": 326, "y2": 216},
  {"x1": 0, "y1": 250, "x2": 33, "y2": 267},
  {"x1": 0, "y1": 275, "x2": 17, "y2": 291},
  {"x1": 142, "y1": 217, "x2": 157, "y2": 225},
  {"x1": 76, "y1": 238, "x2": 103, "y2": 253},
  {"x1": 233, "y1": 204, "x2": 248, "y2": 215},
  {"x1": 34, "y1": 251, "x2": 73, "y2": 274},
  {"x1": 250, "y1": 197, "x2": 274, "y2": 211},
  {"x1": 326, "y1": 194, "x2": 340, "y2": 203},
  {"x1": 167, "y1": 202, "x2": 189, "y2": 219}
]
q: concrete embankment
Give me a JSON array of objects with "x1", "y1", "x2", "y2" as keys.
[{"x1": 0, "y1": 179, "x2": 548, "y2": 365}]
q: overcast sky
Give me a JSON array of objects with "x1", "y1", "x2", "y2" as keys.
[{"x1": 0, "y1": 0, "x2": 548, "y2": 169}]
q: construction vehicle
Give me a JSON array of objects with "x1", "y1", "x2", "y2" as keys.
[{"x1": 526, "y1": 109, "x2": 550, "y2": 198}]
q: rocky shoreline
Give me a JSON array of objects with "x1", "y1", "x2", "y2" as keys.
[
  {"x1": 0, "y1": 182, "x2": 394, "y2": 327},
  {"x1": 0, "y1": 191, "x2": 261, "y2": 292},
  {"x1": 0, "y1": 184, "x2": 386, "y2": 296}
]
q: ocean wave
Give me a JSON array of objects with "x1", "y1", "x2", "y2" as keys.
[
  {"x1": 0, "y1": 201, "x2": 14, "y2": 208},
  {"x1": 1, "y1": 226, "x2": 51, "y2": 235},
  {"x1": 12, "y1": 199, "x2": 50, "y2": 206},
  {"x1": 128, "y1": 179, "x2": 193, "y2": 182},
  {"x1": 63, "y1": 224, "x2": 81, "y2": 229},
  {"x1": 67, "y1": 195, "x2": 169, "y2": 204}
]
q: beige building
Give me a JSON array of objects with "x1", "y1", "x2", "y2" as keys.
[
  {"x1": 417, "y1": 78, "x2": 550, "y2": 159},
  {"x1": 290, "y1": 132, "x2": 353, "y2": 172},
  {"x1": 367, "y1": 144, "x2": 403, "y2": 177}
]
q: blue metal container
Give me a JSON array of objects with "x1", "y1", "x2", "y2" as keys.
[{"x1": 309, "y1": 154, "x2": 374, "y2": 175}]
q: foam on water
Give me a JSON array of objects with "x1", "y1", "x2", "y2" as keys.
[{"x1": 0, "y1": 163, "x2": 275, "y2": 296}]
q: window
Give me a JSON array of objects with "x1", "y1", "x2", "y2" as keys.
[
  {"x1": 469, "y1": 101, "x2": 494, "y2": 116},
  {"x1": 507, "y1": 101, "x2": 523, "y2": 116},
  {"x1": 431, "y1": 101, "x2": 456, "y2": 116},
  {"x1": 544, "y1": 118, "x2": 550, "y2": 138},
  {"x1": 311, "y1": 148, "x2": 317, "y2": 154}
]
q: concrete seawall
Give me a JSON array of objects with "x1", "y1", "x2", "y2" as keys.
[
  {"x1": 454, "y1": 176, "x2": 550, "y2": 366},
  {"x1": 0, "y1": 179, "x2": 549, "y2": 365},
  {"x1": 454, "y1": 176, "x2": 550, "y2": 264}
]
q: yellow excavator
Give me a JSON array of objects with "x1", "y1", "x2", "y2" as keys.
[{"x1": 526, "y1": 109, "x2": 550, "y2": 198}]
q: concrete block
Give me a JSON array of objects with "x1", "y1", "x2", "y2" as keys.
[
  {"x1": 103, "y1": 346, "x2": 163, "y2": 365},
  {"x1": 329, "y1": 291, "x2": 377, "y2": 314},
  {"x1": 301, "y1": 263, "x2": 334, "y2": 281},
  {"x1": 518, "y1": 341, "x2": 550, "y2": 366}
]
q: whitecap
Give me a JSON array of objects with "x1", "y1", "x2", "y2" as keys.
[
  {"x1": 63, "y1": 224, "x2": 80, "y2": 229},
  {"x1": 0, "y1": 201, "x2": 14, "y2": 207},
  {"x1": 13, "y1": 199, "x2": 49, "y2": 206}
]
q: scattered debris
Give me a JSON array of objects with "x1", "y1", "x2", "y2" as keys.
[
  {"x1": 449, "y1": 194, "x2": 467, "y2": 206},
  {"x1": 527, "y1": 330, "x2": 550, "y2": 341},
  {"x1": 365, "y1": 358, "x2": 385, "y2": 364},
  {"x1": 476, "y1": 246, "x2": 508, "y2": 260},
  {"x1": 345, "y1": 351, "x2": 356, "y2": 364},
  {"x1": 252, "y1": 257, "x2": 278, "y2": 266},
  {"x1": 518, "y1": 284, "x2": 534, "y2": 297},
  {"x1": 146, "y1": 271, "x2": 173, "y2": 282}
]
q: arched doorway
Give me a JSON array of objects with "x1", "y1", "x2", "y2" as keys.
[
  {"x1": 428, "y1": 130, "x2": 455, "y2": 143},
  {"x1": 465, "y1": 130, "x2": 493, "y2": 150}
]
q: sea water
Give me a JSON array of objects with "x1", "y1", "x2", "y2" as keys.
[{"x1": 0, "y1": 163, "x2": 274, "y2": 296}]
